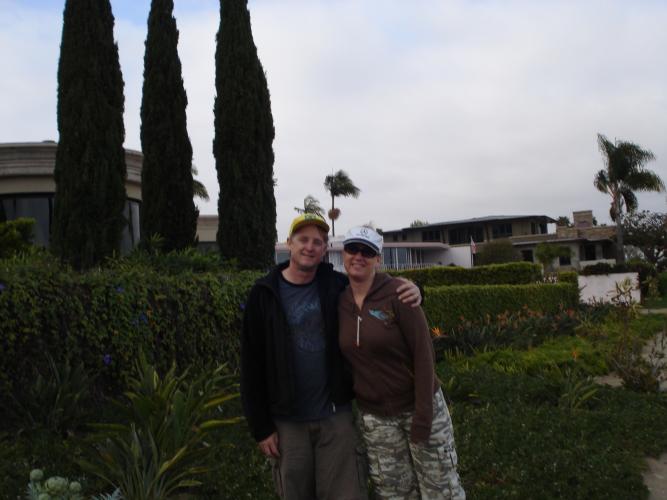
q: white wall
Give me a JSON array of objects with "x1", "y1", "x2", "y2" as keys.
[
  {"x1": 578, "y1": 272, "x2": 640, "y2": 304},
  {"x1": 445, "y1": 246, "x2": 475, "y2": 268}
]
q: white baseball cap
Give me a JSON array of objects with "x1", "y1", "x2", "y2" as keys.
[{"x1": 343, "y1": 226, "x2": 383, "y2": 254}]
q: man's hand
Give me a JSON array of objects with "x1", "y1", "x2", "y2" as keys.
[
  {"x1": 259, "y1": 432, "x2": 280, "y2": 458},
  {"x1": 396, "y1": 278, "x2": 422, "y2": 307}
]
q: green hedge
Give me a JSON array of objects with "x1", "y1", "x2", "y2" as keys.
[
  {"x1": 556, "y1": 271, "x2": 578, "y2": 284},
  {"x1": 423, "y1": 282, "x2": 579, "y2": 331},
  {"x1": 657, "y1": 272, "x2": 667, "y2": 296},
  {"x1": 393, "y1": 262, "x2": 542, "y2": 287},
  {"x1": 0, "y1": 255, "x2": 259, "y2": 397}
]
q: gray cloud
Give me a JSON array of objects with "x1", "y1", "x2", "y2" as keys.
[{"x1": 1, "y1": 0, "x2": 665, "y2": 241}]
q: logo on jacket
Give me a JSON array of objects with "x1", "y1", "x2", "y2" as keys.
[{"x1": 369, "y1": 308, "x2": 395, "y2": 325}]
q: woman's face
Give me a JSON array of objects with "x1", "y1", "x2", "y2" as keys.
[{"x1": 343, "y1": 243, "x2": 381, "y2": 281}]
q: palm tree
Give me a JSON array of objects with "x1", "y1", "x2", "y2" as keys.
[
  {"x1": 594, "y1": 133, "x2": 664, "y2": 263},
  {"x1": 323, "y1": 170, "x2": 360, "y2": 236},
  {"x1": 192, "y1": 165, "x2": 210, "y2": 201},
  {"x1": 294, "y1": 195, "x2": 324, "y2": 217}
]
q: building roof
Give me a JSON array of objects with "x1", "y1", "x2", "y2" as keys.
[{"x1": 383, "y1": 214, "x2": 557, "y2": 234}]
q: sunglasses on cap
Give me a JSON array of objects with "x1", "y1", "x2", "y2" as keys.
[{"x1": 343, "y1": 243, "x2": 378, "y2": 258}]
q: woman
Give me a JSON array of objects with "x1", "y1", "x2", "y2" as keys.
[{"x1": 338, "y1": 226, "x2": 465, "y2": 500}]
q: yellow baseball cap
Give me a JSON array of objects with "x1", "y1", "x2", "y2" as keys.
[{"x1": 288, "y1": 213, "x2": 330, "y2": 237}]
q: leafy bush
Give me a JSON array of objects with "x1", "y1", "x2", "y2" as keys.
[
  {"x1": 0, "y1": 253, "x2": 259, "y2": 399},
  {"x1": 79, "y1": 352, "x2": 240, "y2": 499},
  {"x1": 0, "y1": 217, "x2": 35, "y2": 258},
  {"x1": 557, "y1": 270, "x2": 578, "y2": 284},
  {"x1": 534, "y1": 242, "x2": 571, "y2": 272},
  {"x1": 7, "y1": 353, "x2": 94, "y2": 435},
  {"x1": 424, "y1": 282, "x2": 579, "y2": 331},
  {"x1": 432, "y1": 307, "x2": 580, "y2": 356},
  {"x1": 475, "y1": 239, "x2": 521, "y2": 265},
  {"x1": 393, "y1": 262, "x2": 542, "y2": 287},
  {"x1": 657, "y1": 271, "x2": 667, "y2": 296}
]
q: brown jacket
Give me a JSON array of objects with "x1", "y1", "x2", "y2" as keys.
[{"x1": 338, "y1": 273, "x2": 438, "y2": 443}]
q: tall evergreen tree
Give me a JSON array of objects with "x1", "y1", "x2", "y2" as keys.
[
  {"x1": 52, "y1": 0, "x2": 127, "y2": 270},
  {"x1": 214, "y1": 0, "x2": 276, "y2": 269},
  {"x1": 140, "y1": 0, "x2": 197, "y2": 252}
]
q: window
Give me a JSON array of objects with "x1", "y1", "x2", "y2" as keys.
[
  {"x1": 521, "y1": 249, "x2": 533, "y2": 262},
  {"x1": 583, "y1": 244, "x2": 596, "y2": 261},
  {"x1": 1, "y1": 195, "x2": 53, "y2": 246},
  {"x1": 392, "y1": 234, "x2": 398, "y2": 242},
  {"x1": 1, "y1": 194, "x2": 140, "y2": 253},
  {"x1": 120, "y1": 200, "x2": 141, "y2": 254},
  {"x1": 559, "y1": 254, "x2": 571, "y2": 266},
  {"x1": 421, "y1": 230, "x2": 440, "y2": 242},
  {"x1": 531, "y1": 222, "x2": 547, "y2": 235},
  {"x1": 448, "y1": 226, "x2": 483, "y2": 245},
  {"x1": 492, "y1": 223, "x2": 512, "y2": 239}
]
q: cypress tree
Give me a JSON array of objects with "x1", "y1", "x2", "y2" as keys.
[
  {"x1": 140, "y1": 0, "x2": 197, "y2": 252},
  {"x1": 52, "y1": 0, "x2": 127, "y2": 270},
  {"x1": 214, "y1": 0, "x2": 277, "y2": 269}
]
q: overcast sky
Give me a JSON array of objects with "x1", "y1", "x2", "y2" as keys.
[{"x1": 1, "y1": 0, "x2": 666, "y2": 240}]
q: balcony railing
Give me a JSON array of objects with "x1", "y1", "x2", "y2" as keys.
[{"x1": 379, "y1": 262, "x2": 439, "y2": 271}]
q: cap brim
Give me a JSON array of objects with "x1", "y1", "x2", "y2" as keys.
[{"x1": 343, "y1": 238, "x2": 381, "y2": 254}]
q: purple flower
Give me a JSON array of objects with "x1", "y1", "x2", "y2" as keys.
[
  {"x1": 0, "y1": 283, "x2": 5, "y2": 293},
  {"x1": 240, "y1": 302, "x2": 246, "y2": 311},
  {"x1": 103, "y1": 354, "x2": 112, "y2": 366},
  {"x1": 115, "y1": 285, "x2": 124, "y2": 293},
  {"x1": 139, "y1": 312, "x2": 148, "y2": 324}
]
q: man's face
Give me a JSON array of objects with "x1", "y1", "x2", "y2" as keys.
[{"x1": 287, "y1": 225, "x2": 328, "y2": 272}]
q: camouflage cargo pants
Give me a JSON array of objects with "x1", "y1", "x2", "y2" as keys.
[{"x1": 359, "y1": 389, "x2": 465, "y2": 500}]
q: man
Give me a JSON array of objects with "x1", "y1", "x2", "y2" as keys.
[{"x1": 241, "y1": 214, "x2": 421, "y2": 500}]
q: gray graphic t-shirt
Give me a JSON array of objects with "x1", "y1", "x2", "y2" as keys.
[{"x1": 278, "y1": 275, "x2": 332, "y2": 421}]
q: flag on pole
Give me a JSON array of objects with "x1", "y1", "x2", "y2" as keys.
[{"x1": 470, "y1": 236, "x2": 477, "y2": 254}]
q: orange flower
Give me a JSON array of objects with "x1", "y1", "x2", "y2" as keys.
[
  {"x1": 431, "y1": 326, "x2": 443, "y2": 337},
  {"x1": 571, "y1": 349, "x2": 579, "y2": 361}
]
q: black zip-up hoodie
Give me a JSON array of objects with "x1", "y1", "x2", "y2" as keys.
[{"x1": 241, "y1": 261, "x2": 354, "y2": 442}]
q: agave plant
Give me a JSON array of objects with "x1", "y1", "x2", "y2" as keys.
[{"x1": 79, "y1": 351, "x2": 240, "y2": 499}]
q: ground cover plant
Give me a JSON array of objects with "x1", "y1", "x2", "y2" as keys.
[{"x1": 2, "y1": 252, "x2": 666, "y2": 498}]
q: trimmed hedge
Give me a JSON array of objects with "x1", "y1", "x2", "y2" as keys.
[
  {"x1": 659, "y1": 272, "x2": 667, "y2": 296},
  {"x1": 393, "y1": 262, "x2": 542, "y2": 287},
  {"x1": 556, "y1": 271, "x2": 578, "y2": 284},
  {"x1": 423, "y1": 283, "x2": 579, "y2": 331},
  {"x1": 0, "y1": 254, "x2": 259, "y2": 398}
]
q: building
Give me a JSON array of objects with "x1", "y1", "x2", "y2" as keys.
[
  {"x1": 381, "y1": 211, "x2": 616, "y2": 270},
  {"x1": 0, "y1": 141, "x2": 213, "y2": 253},
  {"x1": 0, "y1": 141, "x2": 141, "y2": 252}
]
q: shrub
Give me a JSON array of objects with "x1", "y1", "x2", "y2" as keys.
[
  {"x1": 432, "y1": 308, "x2": 580, "y2": 356},
  {"x1": 79, "y1": 352, "x2": 240, "y2": 498},
  {"x1": 0, "y1": 253, "x2": 259, "y2": 399},
  {"x1": 424, "y1": 282, "x2": 579, "y2": 331},
  {"x1": 658, "y1": 271, "x2": 667, "y2": 296},
  {"x1": 393, "y1": 262, "x2": 542, "y2": 287},
  {"x1": 475, "y1": 239, "x2": 521, "y2": 265},
  {"x1": 0, "y1": 217, "x2": 35, "y2": 258},
  {"x1": 557, "y1": 271, "x2": 578, "y2": 284}
]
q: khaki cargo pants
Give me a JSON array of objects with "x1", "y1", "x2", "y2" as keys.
[{"x1": 359, "y1": 389, "x2": 465, "y2": 500}]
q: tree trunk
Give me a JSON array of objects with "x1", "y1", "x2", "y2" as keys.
[
  {"x1": 615, "y1": 196, "x2": 625, "y2": 264},
  {"x1": 331, "y1": 193, "x2": 336, "y2": 237}
]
